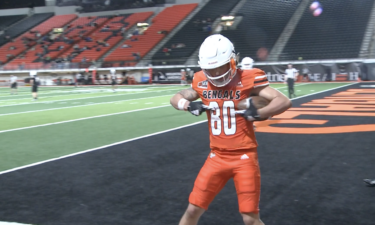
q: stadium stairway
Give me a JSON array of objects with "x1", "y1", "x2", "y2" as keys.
[
  {"x1": 103, "y1": 4, "x2": 198, "y2": 63},
  {"x1": 360, "y1": 1, "x2": 375, "y2": 58},
  {"x1": 0, "y1": 13, "x2": 54, "y2": 48},
  {"x1": 0, "y1": 13, "x2": 74, "y2": 67},
  {"x1": 281, "y1": 0, "x2": 374, "y2": 60},
  {"x1": 151, "y1": 0, "x2": 240, "y2": 65},
  {"x1": 218, "y1": 0, "x2": 301, "y2": 62},
  {"x1": 0, "y1": 15, "x2": 27, "y2": 37},
  {"x1": 137, "y1": 2, "x2": 206, "y2": 66},
  {"x1": 267, "y1": 0, "x2": 310, "y2": 61},
  {"x1": 2, "y1": 14, "x2": 78, "y2": 69}
]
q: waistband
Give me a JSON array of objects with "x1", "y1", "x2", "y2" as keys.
[{"x1": 211, "y1": 148, "x2": 257, "y2": 156}]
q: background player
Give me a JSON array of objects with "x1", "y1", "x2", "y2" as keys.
[
  {"x1": 30, "y1": 71, "x2": 39, "y2": 101},
  {"x1": 10, "y1": 74, "x2": 18, "y2": 95},
  {"x1": 110, "y1": 68, "x2": 117, "y2": 92},
  {"x1": 170, "y1": 34, "x2": 291, "y2": 225},
  {"x1": 181, "y1": 69, "x2": 187, "y2": 85},
  {"x1": 240, "y1": 57, "x2": 254, "y2": 70}
]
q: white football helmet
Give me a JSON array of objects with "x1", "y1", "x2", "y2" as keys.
[
  {"x1": 198, "y1": 34, "x2": 237, "y2": 87},
  {"x1": 30, "y1": 71, "x2": 37, "y2": 77},
  {"x1": 241, "y1": 57, "x2": 254, "y2": 70},
  {"x1": 110, "y1": 68, "x2": 116, "y2": 75}
]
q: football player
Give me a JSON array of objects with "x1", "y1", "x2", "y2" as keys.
[
  {"x1": 110, "y1": 68, "x2": 117, "y2": 93},
  {"x1": 170, "y1": 34, "x2": 291, "y2": 225},
  {"x1": 30, "y1": 71, "x2": 39, "y2": 101},
  {"x1": 241, "y1": 57, "x2": 254, "y2": 70},
  {"x1": 10, "y1": 75, "x2": 18, "y2": 95}
]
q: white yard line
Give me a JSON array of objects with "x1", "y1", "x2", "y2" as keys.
[
  {"x1": 0, "y1": 86, "x2": 182, "y2": 100},
  {"x1": 0, "y1": 88, "x2": 183, "y2": 108},
  {"x1": 0, "y1": 120, "x2": 208, "y2": 175},
  {"x1": 0, "y1": 94, "x2": 172, "y2": 117},
  {"x1": 0, "y1": 105, "x2": 171, "y2": 134},
  {"x1": 0, "y1": 82, "x2": 359, "y2": 175}
]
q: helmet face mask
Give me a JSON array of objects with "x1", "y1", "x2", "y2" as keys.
[{"x1": 198, "y1": 34, "x2": 237, "y2": 87}]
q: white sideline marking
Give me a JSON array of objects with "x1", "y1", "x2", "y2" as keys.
[
  {"x1": 0, "y1": 94, "x2": 172, "y2": 117},
  {"x1": 0, "y1": 105, "x2": 170, "y2": 134},
  {"x1": 276, "y1": 83, "x2": 310, "y2": 89},
  {"x1": 291, "y1": 82, "x2": 356, "y2": 100},
  {"x1": 0, "y1": 88, "x2": 182, "y2": 108},
  {"x1": 0, "y1": 221, "x2": 31, "y2": 225},
  {"x1": 0, "y1": 82, "x2": 358, "y2": 175},
  {"x1": 0, "y1": 222, "x2": 31, "y2": 225},
  {"x1": 360, "y1": 85, "x2": 375, "y2": 87},
  {"x1": 0, "y1": 120, "x2": 208, "y2": 175}
]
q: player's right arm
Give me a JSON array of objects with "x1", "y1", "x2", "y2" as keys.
[{"x1": 170, "y1": 87, "x2": 200, "y2": 111}]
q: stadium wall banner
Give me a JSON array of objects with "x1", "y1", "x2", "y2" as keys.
[
  {"x1": 257, "y1": 63, "x2": 362, "y2": 82},
  {"x1": 150, "y1": 67, "x2": 199, "y2": 83}
]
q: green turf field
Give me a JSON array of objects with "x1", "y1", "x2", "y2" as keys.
[{"x1": 0, "y1": 82, "x2": 353, "y2": 173}]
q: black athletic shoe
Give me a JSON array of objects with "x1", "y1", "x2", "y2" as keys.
[{"x1": 363, "y1": 179, "x2": 375, "y2": 187}]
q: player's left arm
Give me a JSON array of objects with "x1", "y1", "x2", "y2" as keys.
[{"x1": 251, "y1": 85, "x2": 292, "y2": 118}]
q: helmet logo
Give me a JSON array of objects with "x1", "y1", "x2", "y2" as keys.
[{"x1": 208, "y1": 61, "x2": 218, "y2": 65}]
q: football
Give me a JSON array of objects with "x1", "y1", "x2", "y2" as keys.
[{"x1": 237, "y1": 96, "x2": 270, "y2": 110}]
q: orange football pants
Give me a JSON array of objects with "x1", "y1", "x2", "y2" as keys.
[{"x1": 189, "y1": 148, "x2": 261, "y2": 213}]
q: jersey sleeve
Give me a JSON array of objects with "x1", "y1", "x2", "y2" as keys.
[
  {"x1": 191, "y1": 71, "x2": 205, "y2": 92},
  {"x1": 253, "y1": 69, "x2": 269, "y2": 88}
]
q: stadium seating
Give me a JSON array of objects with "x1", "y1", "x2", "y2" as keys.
[
  {"x1": 0, "y1": 13, "x2": 54, "y2": 47},
  {"x1": 9, "y1": 16, "x2": 108, "y2": 67},
  {"x1": 151, "y1": 0, "x2": 239, "y2": 64},
  {"x1": 0, "y1": 15, "x2": 27, "y2": 31},
  {"x1": 69, "y1": 12, "x2": 154, "y2": 63},
  {"x1": 79, "y1": 0, "x2": 162, "y2": 13},
  {"x1": 2, "y1": 14, "x2": 77, "y2": 67},
  {"x1": 282, "y1": 0, "x2": 374, "y2": 60},
  {"x1": 105, "y1": 4, "x2": 197, "y2": 62},
  {"x1": 221, "y1": 0, "x2": 301, "y2": 61}
]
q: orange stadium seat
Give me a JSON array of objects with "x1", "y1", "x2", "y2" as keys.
[
  {"x1": 0, "y1": 14, "x2": 77, "y2": 66},
  {"x1": 70, "y1": 12, "x2": 153, "y2": 63},
  {"x1": 104, "y1": 3, "x2": 197, "y2": 62}
]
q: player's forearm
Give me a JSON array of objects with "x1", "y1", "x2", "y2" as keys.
[
  {"x1": 170, "y1": 93, "x2": 190, "y2": 111},
  {"x1": 258, "y1": 95, "x2": 291, "y2": 118},
  {"x1": 170, "y1": 88, "x2": 200, "y2": 110}
]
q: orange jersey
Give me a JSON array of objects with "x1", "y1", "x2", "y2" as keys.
[{"x1": 192, "y1": 68, "x2": 269, "y2": 151}]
